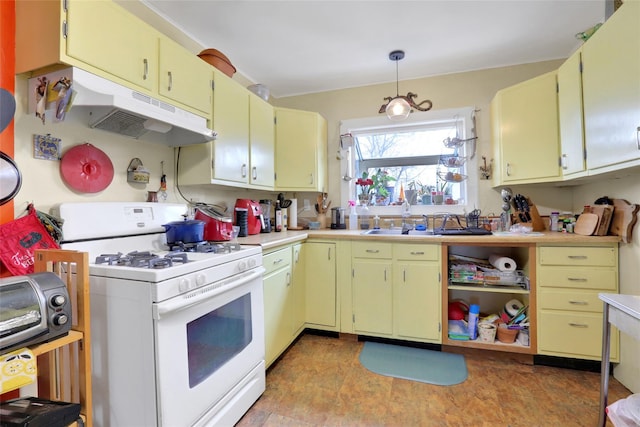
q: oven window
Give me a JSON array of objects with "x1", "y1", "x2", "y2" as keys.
[
  {"x1": 0, "y1": 282, "x2": 42, "y2": 337},
  {"x1": 186, "y1": 293, "x2": 253, "y2": 388}
]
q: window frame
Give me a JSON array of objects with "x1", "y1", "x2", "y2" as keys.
[{"x1": 339, "y1": 106, "x2": 479, "y2": 217}]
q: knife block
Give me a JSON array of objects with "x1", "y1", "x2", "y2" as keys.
[{"x1": 513, "y1": 197, "x2": 546, "y2": 231}]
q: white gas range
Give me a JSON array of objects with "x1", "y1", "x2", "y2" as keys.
[{"x1": 55, "y1": 202, "x2": 265, "y2": 427}]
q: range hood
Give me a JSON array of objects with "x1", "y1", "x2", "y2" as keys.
[{"x1": 28, "y1": 67, "x2": 216, "y2": 146}]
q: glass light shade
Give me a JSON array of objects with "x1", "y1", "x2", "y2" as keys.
[{"x1": 385, "y1": 97, "x2": 411, "y2": 121}]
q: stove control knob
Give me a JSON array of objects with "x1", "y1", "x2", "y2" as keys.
[
  {"x1": 50, "y1": 294, "x2": 67, "y2": 308},
  {"x1": 196, "y1": 274, "x2": 206, "y2": 287},
  {"x1": 248, "y1": 258, "x2": 257, "y2": 268},
  {"x1": 179, "y1": 278, "x2": 190, "y2": 293},
  {"x1": 238, "y1": 260, "x2": 248, "y2": 271},
  {"x1": 53, "y1": 313, "x2": 69, "y2": 326}
]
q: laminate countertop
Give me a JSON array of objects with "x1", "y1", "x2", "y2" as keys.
[{"x1": 238, "y1": 229, "x2": 620, "y2": 250}]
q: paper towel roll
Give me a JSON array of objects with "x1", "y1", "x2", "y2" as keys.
[
  {"x1": 489, "y1": 254, "x2": 517, "y2": 271},
  {"x1": 288, "y1": 199, "x2": 298, "y2": 229}
]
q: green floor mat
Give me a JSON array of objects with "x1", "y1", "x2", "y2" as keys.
[{"x1": 359, "y1": 341, "x2": 467, "y2": 386}]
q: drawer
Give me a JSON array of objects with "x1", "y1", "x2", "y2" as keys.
[
  {"x1": 538, "y1": 289, "x2": 606, "y2": 313},
  {"x1": 394, "y1": 244, "x2": 439, "y2": 261},
  {"x1": 262, "y1": 247, "x2": 292, "y2": 276},
  {"x1": 538, "y1": 246, "x2": 616, "y2": 267},
  {"x1": 538, "y1": 310, "x2": 608, "y2": 359},
  {"x1": 537, "y1": 267, "x2": 617, "y2": 290},
  {"x1": 352, "y1": 242, "x2": 392, "y2": 259}
]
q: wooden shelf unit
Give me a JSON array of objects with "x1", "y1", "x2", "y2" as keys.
[{"x1": 34, "y1": 249, "x2": 92, "y2": 427}]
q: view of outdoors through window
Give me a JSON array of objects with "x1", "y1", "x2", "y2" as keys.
[{"x1": 354, "y1": 122, "x2": 467, "y2": 207}]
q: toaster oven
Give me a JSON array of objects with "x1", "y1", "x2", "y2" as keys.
[{"x1": 0, "y1": 272, "x2": 72, "y2": 354}]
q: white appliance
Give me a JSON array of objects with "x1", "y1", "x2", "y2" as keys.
[
  {"x1": 28, "y1": 68, "x2": 216, "y2": 146},
  {"x1": 55, "y1": 202, "x2": 265, "y2": 427}
]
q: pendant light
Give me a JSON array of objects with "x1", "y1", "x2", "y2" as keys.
[{"x1": 378, "y1": 50, "x2": 433, "y2": 121}]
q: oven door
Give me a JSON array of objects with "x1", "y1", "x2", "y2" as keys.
[{"x1": 153, "y1": 267, "x2": 265, "y2": 427}]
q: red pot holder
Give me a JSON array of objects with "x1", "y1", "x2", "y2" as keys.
[{"x1": 0, "y1": 207, "x2": 60, "y2": 276}]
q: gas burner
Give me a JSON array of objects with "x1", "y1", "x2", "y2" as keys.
[
  {"x1": 168, "y1": 241, "x2": 208, "y2": 252},
  {"x1": 95, "y1": 251, "x2": 190, "y2": 269},
  {"x1": 167, "y1": 241, "x2": 243, "y2": 253}
]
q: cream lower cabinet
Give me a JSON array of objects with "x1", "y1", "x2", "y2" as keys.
[
  {"x1": 304, "y1": 241, "x2": 337, "y2": 328},
  {"x1": 291, "y1": 243, "x2": 306, "y2": 335},
  {"x1": 263, "y1": 246, "x2": 293, "y2": 367},
  {"x1": 582, "y1": 0, "x2": 640, "y2": 173},
  {"x1": 274, "y1": 108, "x2": 328, "y2": 192},
  {"x1": 537, "y1": 244, "x2": 619, "y2": 361},
  {"x1": 491, "y1": 71, "x2": 561, "y2": 185},
  {"x1": 351, "y1": 242, "x2": 441, "y2": 343}
]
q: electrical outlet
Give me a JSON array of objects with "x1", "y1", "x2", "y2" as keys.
[{"x1": 303, "y1": 199, "x2": 311, "y2": 211}]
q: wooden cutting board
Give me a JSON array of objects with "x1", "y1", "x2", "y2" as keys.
[
  {"x1": 574, "y1": 213, "x2": 599, "y2": 236},
  {"x1": 610, "y1": 199, "x2": 639, "y2": 243}
]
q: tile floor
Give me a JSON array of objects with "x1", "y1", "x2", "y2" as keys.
[{"x1": 237, "y1": 333, "x2": 631, "y2": 427}]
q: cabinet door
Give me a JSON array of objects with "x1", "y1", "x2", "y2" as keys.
[
  {"x1": 582, "y1": 0, "x2": 640, "y2": 171},
  {"x1": 263, "y1": 267, "x2": 291, "y2": 366},
  {"x1": 212, "y1": 69, "x2": 250, "y2": 184},
  {"x1": 352, "y1": 260, "x2": 392, "y2": 335},
  {"x1": 275, "y1": 108, "x2": 327, "y2": 191},
  {"x1": 158, "y1": 37, "x2": 213, "y2": 116},
  {"x1": 249, "y1": 93, "x2": 275, "y2": 189},
  {"x1": 305, "y1": 242, "x2": 336, "y2": 327},
  {"x1": 394, "y1": 262, "x2": 441, "y2": 341},
  {"x1": 558, "y1": 49, "x2": 586, "y2": 177},
  {"x1": 66, "y1": 0, "x2": 157, "y2": 91},
  {"x1": 291, "y1": 244, "x2": 306, "y2": 335},
  {"x1": 495, "y1": 71, "x2": 560, "y2": 183}
]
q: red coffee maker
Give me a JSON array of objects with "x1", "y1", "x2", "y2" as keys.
[{"x1": 234, "y1": 199, "x2": 262, "y2": 235}]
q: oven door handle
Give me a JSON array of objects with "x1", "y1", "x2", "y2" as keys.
[{"x1": 153, "y1": 266, "x2": 265, "y2": 319}]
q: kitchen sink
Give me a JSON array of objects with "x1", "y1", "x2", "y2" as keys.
[{"x1": 361, "y1": 229, "x2": 435, "y2": 236}]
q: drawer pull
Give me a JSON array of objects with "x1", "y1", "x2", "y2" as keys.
[
  {"x1": 567, "y1": 277, "x2": 587, "y2": 282},
  {"x1": 568, "y1": 300, "x2": 588, "y2": 305},
  {"x1": 568, "y1": 322, "x2": 589, "y2": 328},
  {"x1": 410, "y1": 251, "x2": 425, "y2": 255},
  {"x1": 567, "y1": 255, "x2": 588, "y2": 260},
  {"x1": 273, "y1": 258, "x2": 284, "y2": 265},
  {"x1": 366, "y1": 249, "x2": 380, "y2": 253}
]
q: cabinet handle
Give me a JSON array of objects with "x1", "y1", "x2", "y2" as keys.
[
  {"x1": 568, "y1": 322, "x2": 588, "y2": 328},
  {"x1": 309, "y1": 173, "x2": 314, "y2": 185},
  {"x1": 567, "y1": 255, "x2": 587, "y2": 260},
  {"x1": 241, "y1": 164, "x2": 247, "y2": 178},
  {"x1": 506, "y1": 162, "x2": 512, "y2": 176},
  {"x1": 403, "y1": 269, "x2": 406, "y2": 282},
  {"x1": 327, "y1": 247, "x2": 331, "y2": 261},
  {"x1": 636, "y1": 126, "x2": 640, "y2": 150},
  {"x1": 273, "y1": 258, "x2": 283, "y2": 265},
  {"x1": 384, "y1": 269, "x2": 387, "y2": 281},
  {"x1": 365, "y1": 249, "x2": 379, "y2": 253},
  {"x1": 143, "y1": 58, "x2": 148, "y2": 80},
  {"x1": 286, "y1": 272, "x2": 291, "y2": 286},
  {"x1": 569, "y1": 300, "x2": 588, "y2": 305},
  {"x1": 167, "y1": 71, "x2": 173, "y2": 91},
  {"x1": 252, "y1": 166, "x2": 257, "y2": 180},
  {"x1": 561, "y1": 154, "x2": 568, "y2": 170},
  {"x1": 294, "y1": 250, "x2": 299, "y2": 263},
  {"x1": 410, "y1": 251, "x2": 424, "y2": 255},
  {"x1": 567, "y1": 277, "x2": 587, "y2": 282}
]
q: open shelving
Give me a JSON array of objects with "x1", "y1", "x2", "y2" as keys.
[{"x1": 441, "y1": 242, "x2": 537, "y2": 355}]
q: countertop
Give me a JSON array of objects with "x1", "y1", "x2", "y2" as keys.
[{"x1": 238, "y1": 229, "x2": 620, "y2": 250}]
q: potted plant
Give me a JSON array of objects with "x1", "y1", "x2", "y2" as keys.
[
  {"x1": 419, "y1": 183, "x2": 436, "y2": 205},
  {"x1": 355, "y1": 172, "x2": 374, "y2": 205},
  {"x1": 370, "y1": 169, "x2": 396, "y2": 205}
]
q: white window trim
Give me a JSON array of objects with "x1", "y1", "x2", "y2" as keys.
[{"x1": 338, "y1": 107, "x2": 479, "y2": 217}]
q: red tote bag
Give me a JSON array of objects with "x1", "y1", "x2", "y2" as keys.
[{"x1": 0, "y1": 207, "x2": 59, "y2": 275}]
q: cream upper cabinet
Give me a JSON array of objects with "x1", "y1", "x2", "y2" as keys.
[
  {"x1": 491, "y1": 71, "x2": 561, "y2": 185},
  {"x1": 158, "y1": 37, "x2": 213, "y2": 116},
  {"x1": 557, "y1": 49, "x2": 587, "y2": 178},
  {"x1": 249, "y1": 93, "x2": 275, "y2": 189},
  {"x1": 582, "y1": 0, "x2": 640, "y2": 173},
  {"x1": 275, "y1": 108, "x2": 328, "y2": 192},
  {"x1": 17, "y1": 0, "x2": 157, "y2": 91}
]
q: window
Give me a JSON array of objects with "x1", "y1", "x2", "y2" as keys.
[{"x1": 339, "y1": 107, "x2": 478, "y2": 215}]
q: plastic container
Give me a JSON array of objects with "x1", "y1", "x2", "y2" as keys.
[
  {"x1": 468, "y1": 304, "x2": 480, "y2": 340},
  {"x1": 349, "y1": 205, "x2": 358, "y2": 230},
  {"x1": 550, "y1": 212, "x2": 559, "y2": 231}
]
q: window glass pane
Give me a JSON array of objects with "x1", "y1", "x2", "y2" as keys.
[{"x1": 357, "y1": 127, "x2": 455, "y2": 159}]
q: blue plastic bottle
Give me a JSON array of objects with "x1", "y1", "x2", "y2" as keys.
[{"x1": 468, "y1": 304, "x2": 480, "y2": 340}]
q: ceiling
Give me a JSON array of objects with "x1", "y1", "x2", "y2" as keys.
[{"x1": 141, "y1": 0, "x2": 606, "y2": 99}]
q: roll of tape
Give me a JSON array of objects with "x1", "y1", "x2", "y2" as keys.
[{"x1": 504, "y1": 299, "x2": 524, "y2": 317}]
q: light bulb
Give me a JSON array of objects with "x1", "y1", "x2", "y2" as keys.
[{"x1": 386, "y1": 97, "x2": 411, "y2": 121}]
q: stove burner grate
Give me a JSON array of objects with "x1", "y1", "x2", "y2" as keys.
[
  {"x1": 168, "y1": 241, "x2": 244, "y2": 253},
  {"x1": 95, "y1": 250, "x2": 190, "y2": 269}
]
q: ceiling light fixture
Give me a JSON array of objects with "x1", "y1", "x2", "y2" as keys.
[{"x1": 379, "y1": 50, "x2": 433, "y2": 121}]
